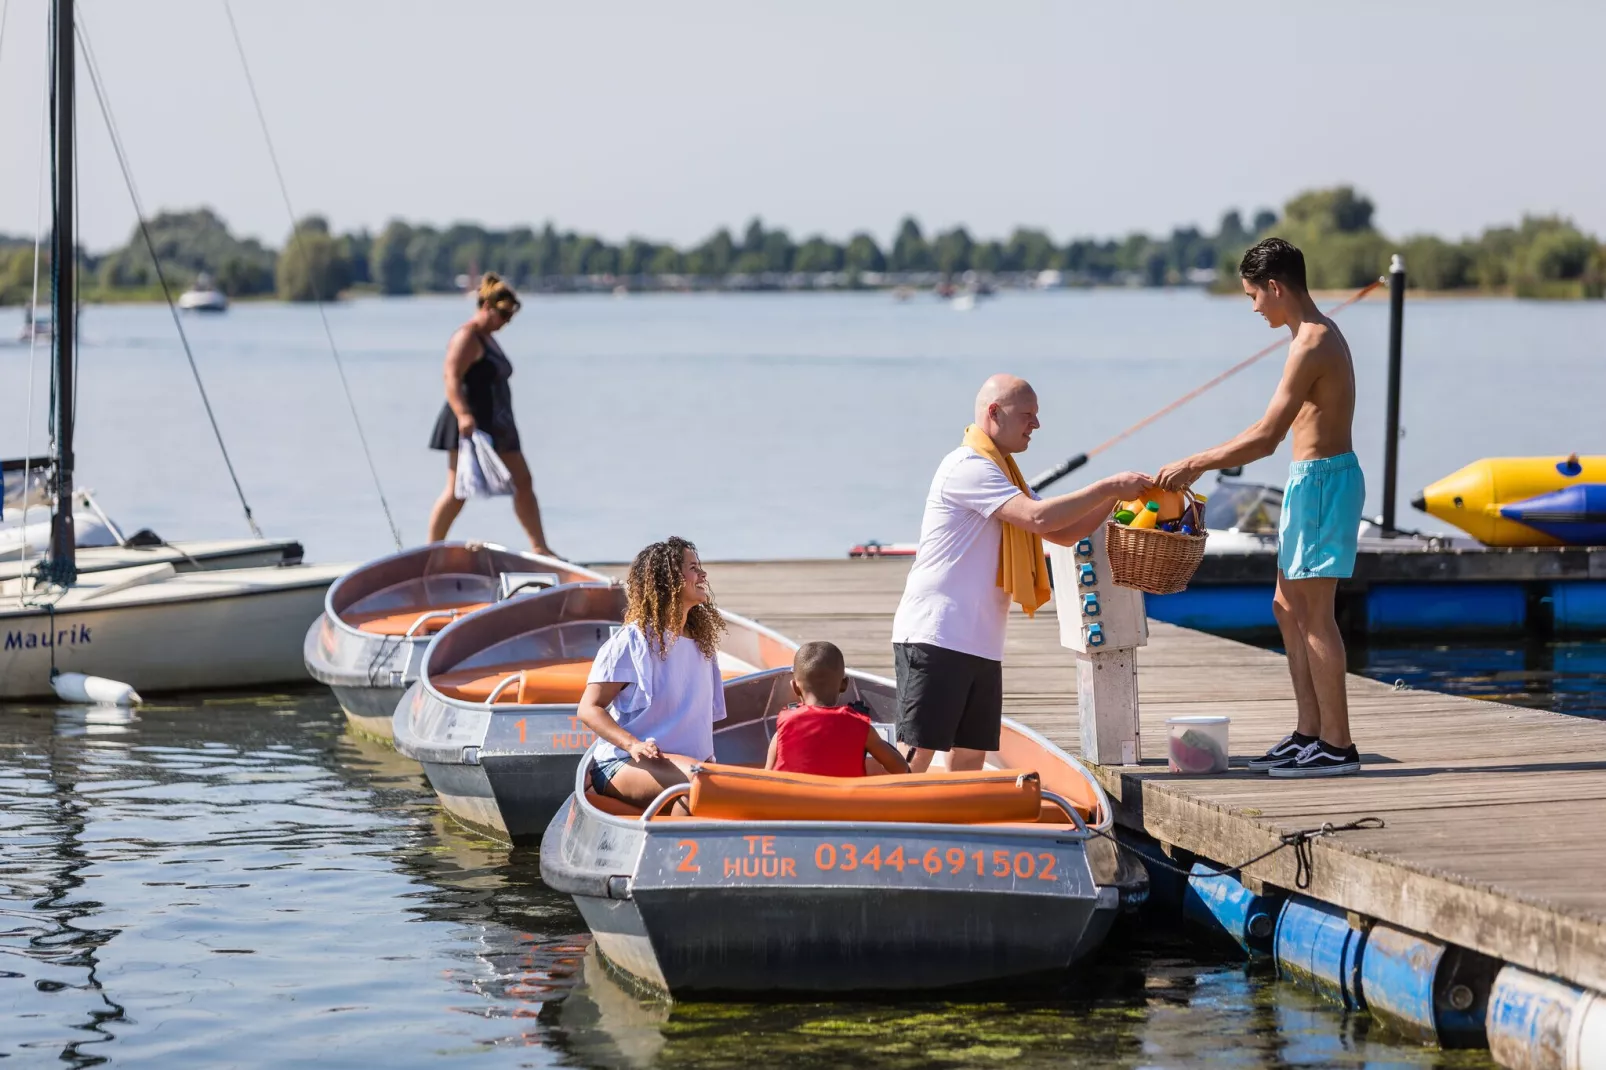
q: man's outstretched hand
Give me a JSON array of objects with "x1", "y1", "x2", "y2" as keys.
[
  {"x1": 1100, "y1": 470, "x2": 1158, "y2": 501},
  {"x1": 1154, "y1": 459, "x2": 1205, "y2": 491}
]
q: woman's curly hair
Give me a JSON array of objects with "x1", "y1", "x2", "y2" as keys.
[{"x1": 625, "y1": 536, "x2": 725, "y2": 661}]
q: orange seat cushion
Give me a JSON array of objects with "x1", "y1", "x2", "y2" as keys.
[
  {"x1": 433, "y1": 659, "x2": 593, "y2": 704},
  {"x1": 584, "y1": 790, "x2": 641, "y2": 817},
  {"x1": 688, "y1": 763, "x2": 1043, "y2": 824},
  {"x1": 346, "y1": 601, "x2": 491, "y2": 636}
]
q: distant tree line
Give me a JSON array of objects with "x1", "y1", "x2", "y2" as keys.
[{"x1": 1, "y1": 188, "x2": 1601, "y2": 305}]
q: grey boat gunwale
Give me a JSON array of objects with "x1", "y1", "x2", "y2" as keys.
[
  {"x1": 304, "y1": 541, "x2": 608, "y2": 738},
  {"x1": 541, "y1": 668, "x2": 1138, "y2": 994},
  {"x1": 392, "y1": 588, "x2": 799, "y2": 843}
]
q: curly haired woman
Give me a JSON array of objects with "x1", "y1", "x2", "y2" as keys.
[
  {"x1": 426, "y1": 272, "x2": 555, "y2": 554},
  {"x1": 578, "y1": 537, "x2": 728, "y2": 810}
]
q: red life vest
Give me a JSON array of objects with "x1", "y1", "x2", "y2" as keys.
[{"x1": 771, "y1": 704, "x2": 873, "y2": 778}]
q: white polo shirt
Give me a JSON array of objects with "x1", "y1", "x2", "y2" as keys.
[{"x1": 891, "y1": 445, "x2": 1033, "y2": 662}]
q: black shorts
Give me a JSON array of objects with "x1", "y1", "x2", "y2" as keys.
[{"x1": 893, "y1": 642, "x2": 1003, "y2": 753}]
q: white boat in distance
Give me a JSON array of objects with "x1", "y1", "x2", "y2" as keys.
[{"x1": 177, "y1": 273, "x2": 228, "y2": 312}]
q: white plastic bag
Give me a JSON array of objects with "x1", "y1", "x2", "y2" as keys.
[{"x1": 454, "y1": 430, "x2": 514, "y2": 500}]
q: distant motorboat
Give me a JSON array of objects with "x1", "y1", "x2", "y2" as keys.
[{"x1": 177, "y1": 273, "x2": 228, "y2": 312}]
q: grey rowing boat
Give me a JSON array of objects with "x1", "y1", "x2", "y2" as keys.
[
  {"x1": 540, "y1": 667, "x2": 1147, "y2": 995},
  {"x1": 392, "y1": 585, "x2": 797, "y2": 843},
  {"x1": 303, "y1": 542, "x2": 608, "y2": 739}
]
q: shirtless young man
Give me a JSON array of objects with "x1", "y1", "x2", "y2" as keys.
[{"x1": 1156, "y1": 238, "x2": 1365, "y2": 778}]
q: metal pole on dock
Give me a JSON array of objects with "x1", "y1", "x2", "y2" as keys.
[{"x1": 1380, "y1": 254, "x2": 1406, "y2": 534}]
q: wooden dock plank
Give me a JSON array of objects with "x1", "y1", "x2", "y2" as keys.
[{"x1": 697, "y1": 558, "x2": 1606, "y2": 992}]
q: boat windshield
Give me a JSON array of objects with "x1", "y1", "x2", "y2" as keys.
[{"x1": 1205, "y1": 479, "x2": 1282, "y2": 535}]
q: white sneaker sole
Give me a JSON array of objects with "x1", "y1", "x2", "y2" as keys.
[{"x1": 1268, "y1": 762, "x2": 1360, "y2": 778}]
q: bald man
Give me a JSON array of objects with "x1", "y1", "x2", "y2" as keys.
[{"x1": 891, "y1": 376, "x2": 1152, "y2": 772}]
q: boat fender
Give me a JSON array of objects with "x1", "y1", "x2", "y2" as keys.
[{"x1": 50, "y1": 670, "x2": 142, "y2": 707}]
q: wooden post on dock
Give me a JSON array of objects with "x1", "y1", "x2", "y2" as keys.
[{"x1": 1047, "y1": 526, "x2": 1147, "y2": 765}]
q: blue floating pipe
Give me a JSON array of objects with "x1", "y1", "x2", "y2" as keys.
[
  {"x1": 1552, "y1": 582, "x2": 1606, "y2": 633},
  {"x1": 1274, "y1": 897, "x2": 1366, "y2": 1010},
  {"x1": 1359, "y1": 923, "x2": 1496, "y2": 1047},
  {"x1": 1182, "y1": 863, "x2": 1282, "y2": 956},
  {"x1": 1487, "y1": 965, "x2": 1606, "y2": 1070}
]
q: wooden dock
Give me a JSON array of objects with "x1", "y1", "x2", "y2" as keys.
[{"x1": 703, "y1": 558, "x2": 1606, "y2": 994}]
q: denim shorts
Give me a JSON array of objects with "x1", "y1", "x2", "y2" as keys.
[
  {"x1": 1279, "y1": 452, "x2": 1366, "y2": 580},
  {"x1": 588, "y1": 755, "x2": 629, "y2": 794}
]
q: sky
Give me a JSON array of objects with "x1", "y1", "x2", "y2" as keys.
[{"x1": 0, "y1": 0, "x2": 1601, "y2": 252}]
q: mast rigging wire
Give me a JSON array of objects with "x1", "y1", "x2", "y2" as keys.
[
  {"x1": 222, "y1": 1, "x2": 404, "y2": 550},
  {"x1": 74, "y1": 13, "x2": 264, "y2": 538}
]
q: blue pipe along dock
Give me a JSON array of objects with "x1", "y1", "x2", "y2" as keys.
[{"x1": 696, "y1": 559, "x2": 1606, "y2": 1070}]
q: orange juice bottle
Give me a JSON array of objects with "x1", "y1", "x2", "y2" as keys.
[{"x1": 1130, "y1": 501, "x2": 1160, "y2": 529}]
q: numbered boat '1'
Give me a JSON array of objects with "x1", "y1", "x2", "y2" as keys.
[
  {"x1": 303, "y1": 543, "x2": 608, "y2": 739},
  {"x1": 540, "y1": 668, "x2": 1147, "y2": 995},
  {"x1": 393, "y1": 585, "x2": 797, "y2": 843}
]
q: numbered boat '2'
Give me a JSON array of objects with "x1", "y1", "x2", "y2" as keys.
[{"x1": 540, "y1": 668, "x2": 1147, "y2": 995}]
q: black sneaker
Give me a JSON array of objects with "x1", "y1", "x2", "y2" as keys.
[
  {"x1": 1246, "y1": 732, "x2": 1317, "y2": 771},
  {"x1": 1268, "y1": 741, "x2": 1360, "y2": 778}
]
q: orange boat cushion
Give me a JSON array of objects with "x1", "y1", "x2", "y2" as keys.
[
  {"x1": 434, "y1": 662, "x2": 753, "y2": 705},
  {"x1": 688, "y1": 762, "x2": 1043, "y2": 824},
  {"x1": 433, "y1": 659, "x2": 593, "y2": 704},
  {"x1": 584, "y1": 790, "x2": 641, "y2": 817},
  {"x1": 346, "y1": 601, "x2": 491, "y2": 636}
]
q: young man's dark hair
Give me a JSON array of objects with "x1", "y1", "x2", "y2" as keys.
[{"x1": 1239, "y1": 237, "x2": 1308, "y2": 293}]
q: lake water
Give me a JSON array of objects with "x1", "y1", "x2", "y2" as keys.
[
  {"x1": 0, "y1": 690, "x2": 1500, "y2": 1069},
  {"x1": 4, "y1": 290, "x2": 1600, "y2": 1066},
  {"x1": 3, "y1": 288, "x2": 1602, "y2": 563}
]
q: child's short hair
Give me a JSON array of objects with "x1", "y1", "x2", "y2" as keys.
[{"x1": 793, "y1": 641, "x2": 845, "y2": 694}]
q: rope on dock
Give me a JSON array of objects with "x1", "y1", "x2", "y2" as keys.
[{"x1": 1095, "y1": 815, "x2": 1385, "y2": 891}]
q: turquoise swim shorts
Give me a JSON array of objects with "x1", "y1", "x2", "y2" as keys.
[{"x1": 1279, "y1": 452, "x2": 1365, "y2": 580}]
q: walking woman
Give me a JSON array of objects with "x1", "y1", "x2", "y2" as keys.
[{"x1": 426, "y1": 272, "x2": 554, "y2": 554}]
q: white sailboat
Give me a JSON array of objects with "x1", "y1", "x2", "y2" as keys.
[{"x1": 0, "y1": 0, "x2": 344, "y2": 701}]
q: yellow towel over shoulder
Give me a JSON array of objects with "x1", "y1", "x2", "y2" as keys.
[{"x1": 962, "y1": 424, "x2": 1051, "y2": 617}]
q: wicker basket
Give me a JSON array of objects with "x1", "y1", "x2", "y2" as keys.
[{"x1": 1106, "y1": 520, "x2": 1208, "y2": 595}]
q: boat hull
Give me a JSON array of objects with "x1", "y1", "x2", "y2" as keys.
[
  {"x1": 0, "y1": 569, "x2": 336, "y2": 698},
  {"x1": 539, "y1": 671, "x2": 1137, "y2": 996},
  {"x1": 307, "y1": 544, "x2": 610, "y2": 742},
  {"x1": 394, "y1": 585, "x2": 798, "y2": 843},
  {"x1": 556, "y1": 809, "x2": 1117, "y2": 994}
]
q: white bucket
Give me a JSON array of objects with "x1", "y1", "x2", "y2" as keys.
[{"x1": 1167, "y1": 715, "x2": 1229, "y2": 774}]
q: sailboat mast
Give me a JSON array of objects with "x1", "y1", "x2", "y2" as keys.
[{"x1": 48, "y1": 0, "x2": 76, "y2": 578}]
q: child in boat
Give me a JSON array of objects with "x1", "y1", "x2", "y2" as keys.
[{"x1": 765, "y1": 641, "x2": 910, "y2": 777}]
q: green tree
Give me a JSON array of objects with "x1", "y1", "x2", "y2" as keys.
[
  {"x1": 277, "y1": 220, "x2": 352, "y2": 301},
  {"x1": 843, "y1": 232, "x2": 885, "y2": 273},
  {"x1": 1006, "y1": 227, "x2": 1058, "y2": 272},
  {"x1": 647, "y1": 246, "x2": 684, "y2": 275},
  {"x1": 933, "y1": 227, "x2": 974, "y2": 275},
  {"x1": 1283, "y1": 187, "x2": 1373, "y2": 234},
  {"x1": 1401, "y1": 236, "x2": 1473, "y2": 291},
  {"x1": 793, "y1": 236, "x2": 843, "y2": 274},
  {"x1": 890, "y1": 217, "x2": 932, "y2": 272},
  {"x1": 1527, "y1": 226, "x2": 1595, "y2": 281},
  {"x1": 370, "y1": 220, "x2": 414, "y2": 294}
]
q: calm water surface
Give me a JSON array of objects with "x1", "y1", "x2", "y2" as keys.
[
  {"x1": 1, "y1": 691, "x2": 1502, "y2": 1068},
  {"x1": 2, "y1": 289, "x2": 1602, "y2": 562}
]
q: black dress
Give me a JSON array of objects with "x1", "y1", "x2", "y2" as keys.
[{"x1": 429, "y1": 332, "x2": 521, "y2": 453}]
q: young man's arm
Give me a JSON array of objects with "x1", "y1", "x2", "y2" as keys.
[
  {"x1": 1155, "y1": 338, "x2": 1324, "y2": 490},
  {"x1": 763, "y1": 731, "x2": 780, "y2": 771}
]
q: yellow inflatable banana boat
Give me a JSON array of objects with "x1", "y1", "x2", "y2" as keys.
[{"x1": 1413, "y1": 455, "x2": 1606, "y2": 547}]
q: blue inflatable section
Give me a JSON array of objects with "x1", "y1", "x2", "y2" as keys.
[
  {"x1": 1499, "y1": 483, "x2": 1606, "y2": 544},
  {"x1": 1145, "y1": 586, "x2": 1276, "y2": 631},
  {"x1": 1365, "y1": 584, "x2": 1527, "y2": 633}
]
